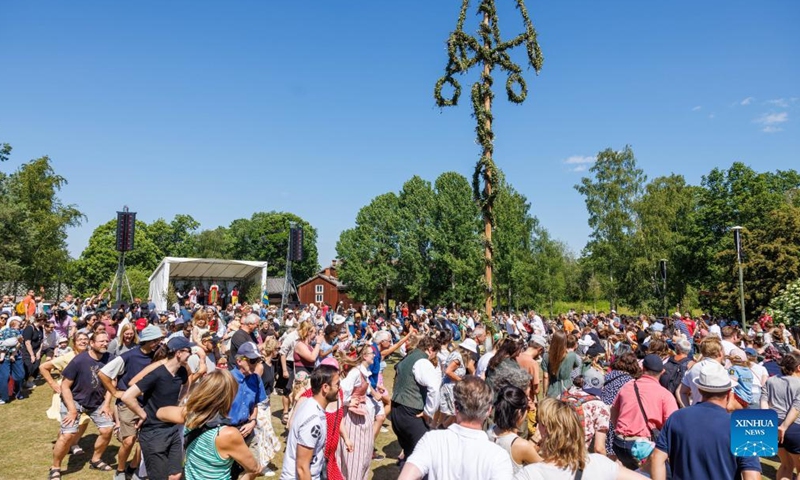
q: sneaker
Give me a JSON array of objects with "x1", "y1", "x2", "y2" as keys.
[
  {"x1": 24, "y1": 381, "x2": 35, "y2": 389},
  {"x1": 262, "y1": 467, "x2": 276, "y2": 477},
  {"x1": 114, "y1": 471, "x2": 127, "y2": 480},
  {"x1": 0, "y1": 399, "x2": 6, "y2": 405},
  {"x1": 380, "y1": 426, "x2": 389, "y2": 433},
  {"x1": 15, "y1": 393, "x2": 24, "y2": 401}
]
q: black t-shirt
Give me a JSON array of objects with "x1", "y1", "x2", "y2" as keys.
[
  {"x1": 22, "y1": 325, "x2": 44, "y2": 355},
  {"x1": 136, "y1": 364, "x2": 188, "y2": 430},
  {"x1": 229, "y1": 329, "x2": 255, "y2": 364},
  {"x1": 61, "y1": 351, "x2": 111, "y2": 409},
  {"x1": 261, "y1": 362, "x2": 275, "y2": 397}
]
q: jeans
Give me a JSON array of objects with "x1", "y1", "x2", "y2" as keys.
[
  {"x1": 612, "y1": 436, "x2": 642, "y2": 471},
  {"x1": 0, "y1": 356, "x2": 25, "y2": 402}
]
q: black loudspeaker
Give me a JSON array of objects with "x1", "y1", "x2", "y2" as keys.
[
  {"x1": 290, "y1": 227, "x2": 304, "y2": 262},
  {"x1": 116, "y1": 211, "x2": 136, "y2": 252}
]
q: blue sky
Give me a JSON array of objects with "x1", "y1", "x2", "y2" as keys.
[{"x1": 2, "y1": 1, "x2": 798, "y2": 268}]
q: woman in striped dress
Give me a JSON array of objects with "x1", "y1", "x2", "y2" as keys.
[{"x1": 337, "y1": 345, "x2": 380, "y2": 479}]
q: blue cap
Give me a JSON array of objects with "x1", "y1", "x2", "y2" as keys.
[
  {"x1": 745, "y1": 347, "x2": 758, "y2": 357},
  {"x1": 167, "y1": 336, "x2": 195, "y2": 352},
  {"x1": 235, "y1": 341, "x2": 261, "y2": 360}
]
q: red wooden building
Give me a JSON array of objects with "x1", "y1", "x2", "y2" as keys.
[{"x1": 297, "y1": 263, "x2": 358, "y2": 308}]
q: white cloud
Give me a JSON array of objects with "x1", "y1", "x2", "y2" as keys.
[
  {"x1": 570, "y1": 165, "x2": 588, "y2": 173},
  {"x1": 709, "y1": 113, "x2": 715, "y2": 119},
  {"x1": 762, "y1": 125, "x2": 783, "y2": 133},
  {"x1": 754, "y1": 112, "x2": 789, "y2": 125},
  {"x1": 563, "y1": 155, "x2": 595, "y2": 165},
  {"x1": 692, "y1": 105, "x2": 702, "y2": 111},
  {"x1": 740, "y1": 97, "x2": 755, "y2": 106},
  {"x1": 767, "y1": 98, "x2": 789, "y2": 108}
]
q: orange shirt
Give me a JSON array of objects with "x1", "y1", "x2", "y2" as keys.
[
  {"x1": 23, "y1": 296, "x2": 36, "y2": 317},
  {"x1": 563, "y1": 318, "x2": 576, "y2": 334}
]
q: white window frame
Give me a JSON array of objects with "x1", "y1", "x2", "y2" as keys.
[
  {"x1": 315, "y1": 293, "x2": 323, "y2": 303},
  {"x1": 315, "y1": 285, "x2": 324, "y2": 294}
]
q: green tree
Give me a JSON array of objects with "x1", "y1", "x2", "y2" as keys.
[
  {"x1": 148, "y1": 214, "x2": 200, "y2": 258},
  {"x1": 4, "y1": 156, "x2": 85, "y2": 288},
  {"x1": 70, "y1": 219, "x2": 161, "y2": 297},
  {"x1": 429, "y1": 172, "x2": 482, "y2": 308},
  {"x1": 686, "y1": 163, "x2": 800, "y2": 315},
  {"x1": 397, "y1": 176, "x2": 435, "y2": 304},
  {"x1": 435, "y1": 0, "x2": 544, "y2": 319},
  {"x1": 626, "y1": 174, "x2": 696, "y2": 312},
  {"x1": 193, "y1": 227, "x2": 234, "y2": 259},
  {"x1": 576, "y1": 146, "x2": 646, "y2": 310},
  {"x1": 336, "y1": 193, "x2": 401, "y2": 304},
  {"x1": 228, "y1": 212, "x2": 319, "y2": 282},
  {"x1": 493, "y1": 178, "x2": 537, "y2": 311}
]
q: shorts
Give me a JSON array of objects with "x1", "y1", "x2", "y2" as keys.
[
  {"x1": 780, "y1": 423, "x2": 800, "y2": 454},
  {"x1": 59, "y1": 402, "x2": 114, "y2": 434},
  {"x1": 139, "y1": 426, "x2": 183, "y2": 480},
  {"x1": 117, "y1": 403, "x2": 141, "y2": 439}
]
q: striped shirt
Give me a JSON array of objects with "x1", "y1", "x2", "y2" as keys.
[{"x1": 184, "y1": 426, "x2": 234, "y2": 480}]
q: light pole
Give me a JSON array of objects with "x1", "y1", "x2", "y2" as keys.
[
  {"x1": 732, "y1": 226, "x2": 746, "y2": 329},
  {"x1": 659, "y1": 259, "x2": 668, "y2": 317}
]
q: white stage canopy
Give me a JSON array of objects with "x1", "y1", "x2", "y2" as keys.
[{"x1": 148, "y1": 257, "x2": 268, "y2": 311}]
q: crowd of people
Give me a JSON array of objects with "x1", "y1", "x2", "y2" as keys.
[{"x1": 0, "y1": 289, "x2": 797, "y2": 479}]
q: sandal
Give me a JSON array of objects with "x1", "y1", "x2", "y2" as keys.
[
  {"x1": 89, "y1": 460, "x2": 113, "y2": 471},
  {"x1": 48, "y1": 468, "x2": 61, "y2": 479},
  {"x1": 69, "y1": 445, "x2": 85, "y2": 455}
]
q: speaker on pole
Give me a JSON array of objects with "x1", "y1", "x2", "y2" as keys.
[
  {"x1": 290, "y1": 227, "x2": 304, "y2": 262},
  {"x1": 116, "y1": 209, "x2": 136, "y2": 252}
]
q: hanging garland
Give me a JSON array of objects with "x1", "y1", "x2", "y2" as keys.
[{"x1": 434, "y1": 0, "x2": 544, "y2": 294}]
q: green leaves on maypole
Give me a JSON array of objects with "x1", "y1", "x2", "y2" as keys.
[{"x1": 434, "y1": 0, "x2": 543, "y2": 317}]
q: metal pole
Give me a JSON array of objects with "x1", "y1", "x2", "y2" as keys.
[
  {"x1": 115, "y1": 251, "x2": 125, "y2": 303},
  {"x1": 279, "y1": 222, "x2": 296, "y2": 319},
  {"x1": 732, "y1": 226, "x2": 746, "y2": 330},
  {"x1": 738, "y1": 261, "x2": 746, "y2": 329}
]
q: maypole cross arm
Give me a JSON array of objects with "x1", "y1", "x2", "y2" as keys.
[{"x1": 434, "y1": 0, "x2": 543, "y2": 318}]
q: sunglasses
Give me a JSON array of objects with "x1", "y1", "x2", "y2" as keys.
[{"x1": 248, "y1": 357, "x2": 262, "y2": 365}]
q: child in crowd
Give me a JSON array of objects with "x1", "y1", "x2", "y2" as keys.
[
  {"x1": 53, "y1": 336, "x2": 72, "y2": 358},
  {"x1": 0, "y1": 337, "x2": 19, "y2": 363}
]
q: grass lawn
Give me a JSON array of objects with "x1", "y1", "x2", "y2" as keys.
[{"x1": 0, "y1": 357, "x2": 778, "y2": 479}]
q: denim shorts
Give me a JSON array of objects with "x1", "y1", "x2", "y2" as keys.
[{"x1": 59, "y1": 402, "x2": 114, "y2": 434}]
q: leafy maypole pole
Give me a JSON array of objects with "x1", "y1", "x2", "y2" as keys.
[{"x1": 435, "y1": 0, "x2": 543, "y2": 322}]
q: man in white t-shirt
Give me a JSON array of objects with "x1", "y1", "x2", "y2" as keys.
[
  {"x1": 281, "y1": 364, "x2": 340, "y2": 480},
  {"x1": 398, "y1": 376, "x2": 513, "y2": 480}
]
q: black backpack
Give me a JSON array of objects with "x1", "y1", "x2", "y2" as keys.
[{"x1": 660, "y1": 356, "x2": 690, "y2": 395}]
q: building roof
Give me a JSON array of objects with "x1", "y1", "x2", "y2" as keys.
[
  {"x1": 266, "y1": 277, "x2": 295, "y2": 295},
  {"x1": 298, "y1": 273, "x2": 346, "y2": 289}
]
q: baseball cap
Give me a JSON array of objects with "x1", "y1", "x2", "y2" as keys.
[
  {"x1": 167, "y1": 336, "x2": 196, "y2": 352},
  {"x1": 642, "y1": 354, "x2": 664, "y2": 373},
  {"x1": 529, "y1": 335, "x2": 547, "y2": 348},
  {"x1": 138, "y1": 324, "x2": 164, "y2": 342},
  {"x1": 235, "y1": 342, "x2": 261, "y2": 360},
  {"x1": 134, "y1": 318, "x2": 148, "y2": 332},
  {"x1": 581, "y1": 368, "x2": 606, "y2": 396}
]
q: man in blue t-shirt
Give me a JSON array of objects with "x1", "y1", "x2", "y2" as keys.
[
  {"x1": 651, "y1": 362, "x2": 761, "y2": 480},
  {"x1": 229, "y1": 341, "x2": 267, "y2": 479}
]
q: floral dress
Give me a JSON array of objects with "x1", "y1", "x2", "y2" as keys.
[{"x1": 440, "y1": 351, "x2": 465, "y2": 416}]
